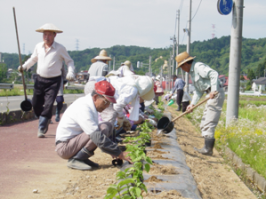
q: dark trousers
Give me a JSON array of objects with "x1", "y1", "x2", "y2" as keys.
[
  {"x1": 176, "y1": 89, "x2": 184, "y2": 107},
  {"x1": 140, "y1": 102, "x2": 145, "y2": 112},
  {"x1": 182, "y1": 101, "x2": 190, "y2": 112},
  {"x1": 32, "y1": 75, "x2": 61, "y2": 119},
  {"x1": 56, "y1": 96, "x2": 64, "y2": 112}
]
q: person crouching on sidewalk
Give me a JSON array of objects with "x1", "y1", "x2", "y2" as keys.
[{"x1": 55, "y1": 81, "x2": 131, "y2": 170}]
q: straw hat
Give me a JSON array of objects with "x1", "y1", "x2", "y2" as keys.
[
  {"x1": 122, "y1": 60, "x2": 134, "y2": 71},
  {"x1": 175, "y1": 52, "x2": 196, "y2": 68},
  {"x1": 91, "y1": 50, "x2": 112, "y2": 63},
  {"x1": 36, "y1": 23, "x2": 63, "y2": 33},
  {"x1": 135, "y1": 76, "x2": 155, "y2": 101}
]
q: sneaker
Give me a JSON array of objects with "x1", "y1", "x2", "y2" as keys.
[
  {"x1": 67, "y1": 159, "x2": 92, "y2": 171},
  {"x1": 84, "y1": 159, "x2": 99, "y2": 168},
  {"x1": 55, "y1": 114, "x2": 60, "y2": 122},
  {"x1": 37, "y1": 129, "x2": 45, "y2": 138}
]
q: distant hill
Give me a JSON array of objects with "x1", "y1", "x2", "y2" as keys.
[{"x1": 1, "y1": 36, "x2": 266, "y2": 77}]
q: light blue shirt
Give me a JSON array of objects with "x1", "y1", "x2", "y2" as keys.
[
  {"x1": 190, "y1": 62, "x2": 220, "y2": 105},
  {"x1": 171, "y1": 78, "x2": 186, "y2": 93}
]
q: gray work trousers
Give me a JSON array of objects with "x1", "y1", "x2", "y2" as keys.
[
  {"x1": 55, "y1": 122, "x2": 112, "y2": 159},
  {"x1": 200, "y1": 87, "x2": 225, "y2": 138}
]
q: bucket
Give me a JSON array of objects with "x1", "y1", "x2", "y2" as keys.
[
  {"x1": 20, "y1": 99, "x2": 32, "y2": 112},
  {"x1": 167, "y1": 99, "x2": 174, "y2": 106},
  {"x1": 157, "y1": 116, "x2": 174, "y2": 134}
]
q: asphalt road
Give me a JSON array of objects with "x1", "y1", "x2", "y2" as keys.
[{"x1": 0, "y1": 94, "x2": 84, "y2": 112}]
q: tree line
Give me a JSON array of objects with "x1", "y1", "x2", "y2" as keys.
[{"x1": 1, "y1": 36, "x2": 266, "y2": 82}]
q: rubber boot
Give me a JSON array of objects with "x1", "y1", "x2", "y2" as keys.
[
  {"x1": 55, "y1": 107, "x2": 60, "y2": 122},
  {"x1": 37, "y1": 116, "x2": 50, "y2": 138},
  {"x1": 67, "y1": 148, "x2": 99, "y2": 170},
  {"x1": 194, "y1": 138, "x2": 215, "y2": 156},
  {"x1": 176, "y1": 105, "x2": 181, "y2": 111}
]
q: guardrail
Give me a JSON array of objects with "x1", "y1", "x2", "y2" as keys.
[
  {"x1": 26, "y1": 84, "x2": 34, "y2": 90},
  {"x1": 0, "y1": 83, "x2": 14, "y2": 90},
  {"x1": 65, "y1": 85, "x2": 84, "y2": 90}
]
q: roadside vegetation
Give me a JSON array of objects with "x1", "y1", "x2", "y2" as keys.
[
  {"x1": 0, "y1": 85, "x2": 83, "y2": 96},
  {"x1": 186, "y1": 95, "x2": 266, "y2": 179}
]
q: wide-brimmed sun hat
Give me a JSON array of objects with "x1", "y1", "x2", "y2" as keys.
[
  {"x1": 36, "y1": 23, "x2": 63, "y2": 33},
  {"x1": 91, "y1": 50, "x2": 112, "y2": 63},
  {"x1": 175, "y1": 52, "x2": 196, "y2": 68},
  {"x1": 135, "y1": 76, "x2": 155, "y2": 101}
]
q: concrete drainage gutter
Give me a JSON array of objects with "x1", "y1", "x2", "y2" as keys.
[{"x1": 224, "y1": 147, "x2": 266, "y2": 193}]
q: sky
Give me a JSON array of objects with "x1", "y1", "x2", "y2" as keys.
[{"x1": 0, "y1": 0, "x2": 266, "y2": 54}]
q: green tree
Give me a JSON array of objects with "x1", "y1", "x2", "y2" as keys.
[
  {"x1": 247, "y1": 69, "x2": 256, "y2": 80},
  {"x1": 0, "y1": 63, "x2": 7, "y2": 82}
]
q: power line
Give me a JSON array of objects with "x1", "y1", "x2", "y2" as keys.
[
  {"x1": 179, "y1": 0, "x2": 185, "y2": 12},
  {"x1": 191, "y1": 0, "x2": 203, "y2": 21}
]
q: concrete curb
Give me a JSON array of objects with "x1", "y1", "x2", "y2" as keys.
[
  {"x1": 0, "y1": 104, "x2": 68, "y2": 126},
  {"x1": 224, "y1": 147, "x2": 266, "y2": 193}
]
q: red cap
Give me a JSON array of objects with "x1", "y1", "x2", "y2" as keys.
[
  {"x1": 95, "y1": 81, "x2": 116, "y2": 103},
  {"x1": 153, "y1": 84, "x2": 157, "y2": 93}
]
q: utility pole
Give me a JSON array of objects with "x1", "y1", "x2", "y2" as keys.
[
  {"x1": 113, "y1": 57, "x2": 115, "y2": 70},
  {"x1": 226, "y1": 0, "x2": 244, "y2": 126},
  {"x1": 149, "y1": 56, "x2": 152, "y2": 76},
  {"x1": 170, "y1": 36, "x2": 176, "y2": 76},
  {"x1": 176, "y1": 10, "x2": 180, "y2": 76},
  {"x1": 185, "y1": 0, "x2": 192, "y2": 93},
  {"x1": 109, "y1": 55, "x2": 112, "y2": 71}
]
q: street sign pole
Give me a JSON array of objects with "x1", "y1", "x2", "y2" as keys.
[{"x1": 226, "y1": 0, "x2": 244, "y2": 126}]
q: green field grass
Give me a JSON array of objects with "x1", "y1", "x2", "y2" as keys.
[{"x1": 0, "y1": 85, "x2": 83, "y2": 96}]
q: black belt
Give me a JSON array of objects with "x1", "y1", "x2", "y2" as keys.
[{"x1": 56, "y1": 140, "x2": 65, "y2": 145}]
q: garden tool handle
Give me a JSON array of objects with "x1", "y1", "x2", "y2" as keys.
[
  {"x1": 13, "y1": 7, "x2": 27, "y2": 101},
  {"x1": 171, "y1": 91, "x2": 218, "y2": 123}
]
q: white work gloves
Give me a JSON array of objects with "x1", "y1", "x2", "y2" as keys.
[
  {"x1": 66, "y1": 71, "x2": 75, "y2": 81},
  {"x1": 18, "y1": 65, "x2": 24, "y2": 73}
]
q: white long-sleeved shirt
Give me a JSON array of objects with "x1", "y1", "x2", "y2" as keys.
[
  {"x1": 108, "y1": 76, "x2": 139, "y2": 120},
  {"x1": 56, "y1": 94, "x2": 99, "y2": 141},
  {"x1": 22, "y1": 41, "x2": 75, "y2": 78},
  {"x1": 88, "y1": 61, "x2": 109, "y2": 76}
]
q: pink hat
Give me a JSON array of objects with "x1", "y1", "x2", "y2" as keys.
[{"x1": 95, "y1": 81, "x2": 116, "y2": 103}]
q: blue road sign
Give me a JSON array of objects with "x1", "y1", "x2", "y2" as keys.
[{"x1": 217, "y1": 0, "x2": 233, "y2": 15}]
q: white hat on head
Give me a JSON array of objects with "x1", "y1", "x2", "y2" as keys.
[
  {"x1": 36, "y1": 23, "x2": 63, "y2": 33},
  {"x1": 122, "y1": 65, "x2": 135, "y2": 77},
  {"x1": 135, "y1": 76, "x2": 155, "y2": 101},
  {"x1": 91, "y1": 50, "x2": 112, "y2": 63}
]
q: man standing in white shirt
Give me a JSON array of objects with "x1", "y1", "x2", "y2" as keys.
[
  {"x1": 18, "y1": 23, "x2": 75, "y2": 138},
  {"x1": 88, "y1": 49, "x2": 111, "y2": 77},
  {"x1": 55, "y1": 81, "x2": 131, "y2": 170}
]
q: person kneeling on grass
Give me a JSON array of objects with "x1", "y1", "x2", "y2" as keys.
[{"x1": 55, "y1": 81, "x2": 131, "y2": 170}]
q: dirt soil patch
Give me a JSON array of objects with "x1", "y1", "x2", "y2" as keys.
[
  {"x1": 147, "y1": 163, "x2": 179, "y2": 175},
  {"x1": 144, "y1": 176, "x2": 163, "y2": 183},
  {"x1": 144, "y1": 190, "x2": 188, "y2": 199},
  {"x1": 167, "y1": 107, "x2": 257, "y2": 199}
]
